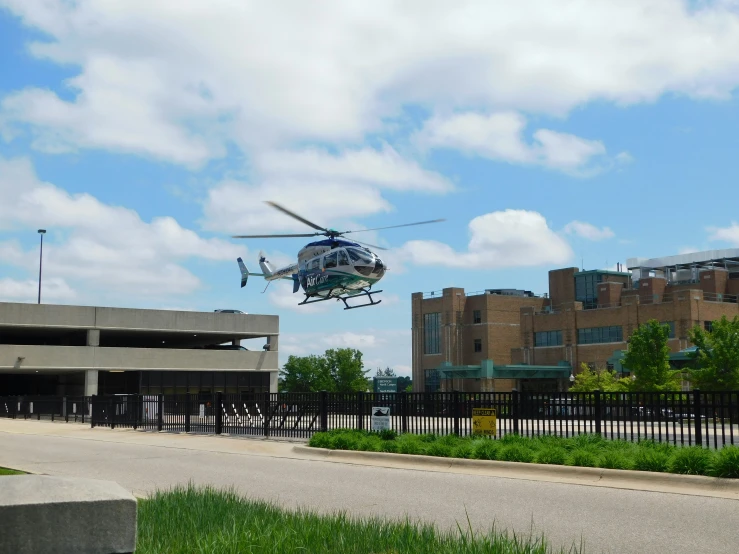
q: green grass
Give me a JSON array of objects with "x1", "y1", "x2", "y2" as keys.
[
  {"x1": 309, "y1": 431, "x2": 739, "y2": 479},
  {"x1": 136, "y1": 484, "x2": 580, "y2": 554},
  {"x1": 0, "y1": 467, "x2": 25, "y2": 476}
]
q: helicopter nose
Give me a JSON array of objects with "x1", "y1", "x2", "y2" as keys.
[{"x1": 372, "y1": 257, "x2": 386, "y2": 278}]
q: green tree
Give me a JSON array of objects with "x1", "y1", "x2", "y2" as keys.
[
  {"x1": 325, "y1": 348, "x2": 370, "y2": 392},
  {"x1": 376, "y1": 367, "x2": 396, "y2": 377},
  {"x1": 279, "y1": 354, "x2": 333, "y2": 392},
  {"x1": 396, "y1": 376, "x2": 412, "y2": 392},
  {"x1": 569, "y1": 363, "x2": 630, "y2": 392},
  {"x1": 688, "y1": 315, "x2": 739, "y2": 391},
  {"x1": 622, "y1": 319, "x2": 681, "y2": 391}
]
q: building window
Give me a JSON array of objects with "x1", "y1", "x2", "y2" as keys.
[
  {"x1": 535, "y1": 330, "x2": 563, "y2": 347},
  {"x1": 424, "y1": 369, "x2": 440, "y2": 392},
  {"x1": 473, "y1": 310, "x2": 482, "y2": 324},
  {"x1": 578, "y1": 326, "x2": 623, "y2": 345},
  {"x1": 705, "y1": 321, "x2": 713, "y2": 332},
  {"x1": 662, "y1": 321, "x2": 676, "y2": 339},
  {"x1": 423, "y1": 312, "x2": 441, "y2": 355},
  {"x1": 474, "y1": 338, "x2": 482, "y2": 352},
  {"x1": 575, "y1": 273, "x2": 602, "y2": 310}
]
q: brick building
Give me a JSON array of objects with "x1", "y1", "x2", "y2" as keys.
[
  {"x1": 412, "y1": 249, "x2": 739, "y2": 393},
  {"x1": 411, "y1": 288, "x2": 548, "y2": 393}
]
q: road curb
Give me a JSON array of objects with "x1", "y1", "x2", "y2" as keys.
[{"x1": 293, "y1": 445, "x2": 739, "y2": 497}]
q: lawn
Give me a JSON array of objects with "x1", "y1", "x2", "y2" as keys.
[
  {"x1": 0, "y1": 467, "x2": 26, "y2": 476},
  {"x1": 136, "y1": 484, "x2": 581, "y2": 554},
  {"x1": 308, "y1": 429, "x2": 739, "y2": 479}
]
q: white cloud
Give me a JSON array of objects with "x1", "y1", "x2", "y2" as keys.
[
  {"x1": 202, "y1": 179, "x2": 393, "y2": 235},
  {"x1": 563, "y1": 221, "x2": 616, "y2": 241},
  {"x1": 708, "y1": 223, "x2": 739, "y2": 245},
  {"x1": 256, "y1": 145, "x2": 453, "y2": 193},
  {"x1": 0, "y1": 156, "x2": 241, "y2": 298},
  {"x1": 414, "y1": 111, "x2": 626, "y2": 176},
  {"x1": 400, "y1": 209, "x2": 573, "y2": 269},
  {"x1": 3, "y1": 1, "x2": 739, "y2": 164},
  {"x1": 279, "y1": 329, "x2": 411, "y2": 376},
  {"x1": 322, "y1": 332, "x2": 378, "y2": 349},
  {"x1": 0, "y1": 277, "x2": 76, "y2": 303},
  {"x1": 201, "y1": 143, "x2": 452, "y2": 235}
]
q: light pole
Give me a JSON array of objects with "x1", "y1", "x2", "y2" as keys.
[{"x1": 37, "y1": 229, "x2": 46, "y2": 304}]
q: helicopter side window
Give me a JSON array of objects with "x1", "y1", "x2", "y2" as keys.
[
  {"x1": 337, "y1": 249, "x2": 349, "y2": 267},
  {"x1": 308, "y1": 258, "x2": 321, "y2": 271},
  {"x1": 323, "y1": 251, "x2": 338, "y2": 269}
]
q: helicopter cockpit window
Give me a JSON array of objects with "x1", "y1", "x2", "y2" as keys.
[
  {"x1": 324, "y1": 251, "x2": 338, "y2": 269},
  {"x1": 347, "y1": 248, "x2": 374, "y2": 265},
  {"x1": 337, "y1": 249, "x2": 349, "y2": 267},
  {"x1": 308, "y1": 258, "x2": 321, "y2": 271}
]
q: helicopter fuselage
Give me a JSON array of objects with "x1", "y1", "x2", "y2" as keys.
[{"x1": 261, "y1": 238, "x2": 386, "y2": 299}]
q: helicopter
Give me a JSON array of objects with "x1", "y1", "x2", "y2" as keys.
[{"x1": 232, "y1": 201, "x2": 444, "y2": 310}]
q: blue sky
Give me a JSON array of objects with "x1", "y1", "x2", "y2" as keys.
[{"x1": 2, "y1": 1, "x2": 739, "y2": 376}]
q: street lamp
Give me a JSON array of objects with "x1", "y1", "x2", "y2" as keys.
[
  {"x1": 569, "y1": 373, "x2": 575, "y2": 385},
  {"x1": 37, "y1": 229, "x2": 46, "y2": 304}
]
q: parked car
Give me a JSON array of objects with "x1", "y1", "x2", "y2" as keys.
[{"x1": 214, "y1": 309, "x2": 247, "y2": 314}]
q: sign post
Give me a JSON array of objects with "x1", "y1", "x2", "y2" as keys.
[{"x1": 472, "y1": 408, "x2": 497, "y2": 436}]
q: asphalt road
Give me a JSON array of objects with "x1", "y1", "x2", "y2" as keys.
[{"x1": 1, "y1": 421, "x2": 737, "y2": 554}]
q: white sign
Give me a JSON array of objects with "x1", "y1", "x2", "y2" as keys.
[
  {"x1": 72, "y1": 403, "x2": 77, "y2": 414},
  {"x1": 371, "y1": 406, "x2": 391, "y2": 431},
  {"x1": 29, "y1": 402, "x2": 33, "y2": 414},
  {"x1": 199, "y1": 404, "x2": 205, "y2": 418}
]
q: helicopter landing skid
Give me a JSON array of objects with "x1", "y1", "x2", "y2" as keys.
[
  {"x1": 296, "y1": 289, "x2": 383, "y2": 310},
  {"x1": 339, "y1": 289, "x2": 383, "y2": 310}
]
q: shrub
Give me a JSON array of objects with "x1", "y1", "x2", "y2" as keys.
[
  {"x1": 711, "y1": 446, "x2": 739, "y2": 478},
  {"x1": 379, "y1": 429, "x2": 397, "y2": 441},
  {"x1": 638, "y1": 439, "x2": 675, "y2": 456},
  {"x1": 633, "y1": 450, "x2": 671, "y2": 473},
  {"x1": 452, "y1": 443, "x2": 473, "y2": 459},
  {"x1": 380, "y1": 440, "x2": 399, "y2": 454},
  {"x1": 309, "y1": 432, "x2": 332, "y2": 449},
  {"x1": 669, "y1": 447, "x2": 713, "y2": 476},
  {"x1": 599, "y1": 452, "x2": 633, "y2": 470},
  {"x1": 357, "y1": 437, "x2": 382, "y2": 452},
  {"x1": 472, "y1": 440, "x2": 500, "y2": 461},
  {"x1": 396, "y1": 436, "x2": 424, "y2": 455},
  {"x1": 534, "y1": 447, "x2": 568, "y2": 466},
  {"x1": 568, "y1": 449, "x2": 598, "y2": 468},
  {"x1": 500, "y1": 434, "x2": 528, "y2": 446},
  {"x1": 330, "y1": 433, "x2": 359, "y2": 451},
  {"x1": 569, "y1": 434, "x2": 605, "y2": 450},
  {"x1": 425, "y1": 442, "x2": 453, "y2": 458},
  {"x1": 418, "y1": 433, "x2": 438, "y2": 443},
  {"x1": 438, "y1": 434, "x2": 461, "y2": 447},
  {"x1": 498, "y1": 445, "x2": 535, "y2": 463}
]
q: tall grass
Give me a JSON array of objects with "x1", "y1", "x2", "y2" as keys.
[
  {"x1": 136, "y1": 484, "x2": 581, "y2": 554},
  {"x1": 0, "y1": 467, "x2": 25, "y2": 476},
  {"x1": 308, "y1": 431, "x2": 739, "y2": 479}
]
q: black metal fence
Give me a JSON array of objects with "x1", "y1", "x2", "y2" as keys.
[
  {"x1": 0, "y1": 396, "x2": 91, "y2": 423},
  {"x1": 2, "y1": 390, "x2": 738, "y2": 448}
]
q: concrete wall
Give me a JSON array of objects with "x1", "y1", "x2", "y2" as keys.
[
  {"x1": 0, "y1": 345, "x2": 278, "y2": 372},
  {"x1": 0, "y1": 302, "x2": 278, "y2": 336}
]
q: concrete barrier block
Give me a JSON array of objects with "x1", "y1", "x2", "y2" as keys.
[{"x1": 0, "y1": 475, "x2": 137, "y2": 554}]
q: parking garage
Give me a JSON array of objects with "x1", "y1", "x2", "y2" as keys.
[{"x1": 0, "y1": 302, "x2": 279, "y2": 396}]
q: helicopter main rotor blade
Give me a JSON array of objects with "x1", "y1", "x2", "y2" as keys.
[
  {"x1": 231, "y1": 233, "x2": 321, "y2": 239},
  {"x1": 342, "y1": 218, "x2": 445, "y2": 235},
  {"x1": 351, "y1": 238, "x2": 388, "y2": 251},
  {"x1": 265, "y1": 201, "x2": 330, "y2": 233}
]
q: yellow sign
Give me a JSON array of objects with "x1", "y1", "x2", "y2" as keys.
[{"x1": 472, "y1": 408, "x2": 497, "y2": 436}]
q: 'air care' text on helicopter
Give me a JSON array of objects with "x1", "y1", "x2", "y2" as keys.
[{"x1": 232, "y1": 201, "x2": 444, "y2": 310}]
